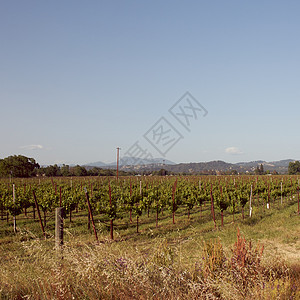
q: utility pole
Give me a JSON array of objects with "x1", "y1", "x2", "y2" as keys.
[{"x1": 116, "y1": 147, "x2": 121, "y2": 180}]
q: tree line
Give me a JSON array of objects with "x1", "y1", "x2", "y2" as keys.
[
  {"x1": 1, "y1": 155, "x2": 300, "y2": 178},
  {"x1": 0, "y1": 155, "x2": 135, "y2": 178},
  {"x1": 37, "y1": 164, "x2": 134, "y2": 177}
]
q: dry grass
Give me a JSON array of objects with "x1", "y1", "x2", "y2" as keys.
[{"x1": 0, "y1": 229, "x2": 299, "y2": 300}]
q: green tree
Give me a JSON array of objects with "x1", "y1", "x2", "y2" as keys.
[
  {"x1": 39, "y1": 164, "x2": 61, "y2": 177},
  {"x1": 71, "y1": 165, "x2": 88, "y2": 176},
  {"x1": 260, "y1": 164, "x2": 264, "y2": 175},
  {"x1": 255, "y1": 164, "x2": 265, "y2": 175},
  {"x1": 158, "y1": 168, "x2": 168, "y2": 176},
  {"x1": 288, "y1": 161, "x2": 300, "y2": 175},
  {"x1": 61, "y1": 164, "x2": 71, "y2": 176},
  {"x1": 0, "y1": 155, "x2": 39, "y2": 177}
]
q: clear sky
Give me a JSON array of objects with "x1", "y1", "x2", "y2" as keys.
[{"x1": 1, "y1": 1, "x2": 300, "y2": 166}]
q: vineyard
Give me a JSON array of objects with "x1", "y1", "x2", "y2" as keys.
[
  {"x1": 1, "y1": 175, "x2": 300, "y2": 299},
  {"x1": 1, "y1": 175, "x2": 299, "y2": 239}
]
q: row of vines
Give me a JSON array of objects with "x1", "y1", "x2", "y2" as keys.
[{"x1": 0, "y1": 175, "x2": 299, "y2": 239}]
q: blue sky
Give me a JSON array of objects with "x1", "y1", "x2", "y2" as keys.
[{"x1": 1, "y1": 1, "x2": 300, "y2": 165}]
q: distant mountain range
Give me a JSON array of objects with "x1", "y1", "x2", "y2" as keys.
[
  {"x1": 162, "y1": 159, "x2": 295, "y2": 174},
  {"x1": 84, "y1": 158, "x2": 296, "y2": 174},
  {"x1": 84, "y1": 156, "x2": 175, "y2": 168}
]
